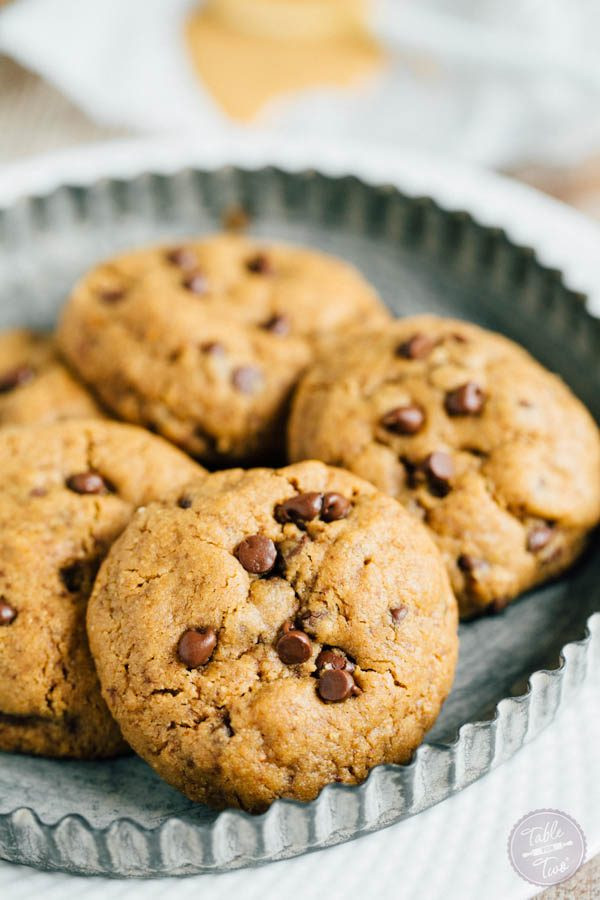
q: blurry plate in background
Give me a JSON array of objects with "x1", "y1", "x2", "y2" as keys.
[{"x1": 1, "y1": 136, "x2": 599, "y2": 308}]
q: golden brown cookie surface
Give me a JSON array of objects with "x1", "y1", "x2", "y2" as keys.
[
  {"x1": 87, "y1": 461, "x2": 457, "y2": 810},
  {"x1": 0, "y1": 420, "x2": 203, "y2": 759},
  {"x1": 288, "y1": 316, "x2": 600, "y2": 617},
  {"x1": 57, "y1": 234, "x2": 388, "y2": 465},
  {"x1": 0, "y1": 329, "x2": 101, "y2": 427}
]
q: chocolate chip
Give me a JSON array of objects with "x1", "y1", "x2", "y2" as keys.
[
  {"x1": 381, "y1": 404, "x2": 425, "y2": 435},
  {"x1": 298, "y1": 608, "x2": 324, "y2": 635},
  {"x1": 222, "y1": 205, "x2": 250, "y2": 233},
  {"x1": 276, "y1": 629, "x2": 312, "y2": 665},
  {"x1": 221, "y1": 710, "x2": 235, "y2": 737},
  {"x1": 275, "y1": 492, "x2": 323, "y2": 524},
  {"x1": 182, "y1": 272, "x2": 208, "y2": 295},
  {"x1": 318, "y1": 668, "x2": 357, "y2": 702},
  {"x1": 527, "y1": 525, "x2": 554, "y2": 553},
  {"x1": 421, "y1": 452, "x2": 454, "y2": 495},
  {"x1": 445, "y1": 382, "x2": 486, "y2": 416},
  {"x1": 262, "y1": 314, "x2": 290, "y2": 336},
  {"x1": 235, "y1": 534, "x2": 277, "y2": 574},
  {"x1": 397, "y1": 333, "x2": 435, "y2": 360},
  {"x1": 200, "y1": 341, "x2": 225, "y2": 357},
  {"x1": 391, "y1": 606, "x2": 408, "y2": 623},
  {"x1": 177, "y1": 628, "x2": 217, "y2": 668},
  {"x1": 321, "y1": 492, "x2": 351, "y2": 522},
  {"x1": 60, "y1": 558, "x2": 101, "y2": 595},
  {"x1": 246, "y1": 253, "x2": 272, "y2": 274},
  {"x1": 166, "y1": 246, "x2": 198, "y2": 270},
  {"x1": 0, "y1": 601, "x2": 17, "y2": 625},
  {"x1": 178, "y1": 495, "x2": 193, "y2": 509},
  {"x1": 315, "y1": 648, "x2": 348, "y2": 670},
  {"x1": 457, "y1": 554, "x2": 488, "y2": 574},
  {"x1": 66, "y1": 471, "x2": 110, "y2": 495},
  {"x1": 279, "y1": 534, "x2": 309, "y2": 565},
  {"x1": 0, "y1": 365, "x2": 35, "y2": 393},
  {"x1": 489, "y1": 596, "x2": 510, "y2": 614},
  {"x1": 60, "y1": 563, "x2": 85, "y2": 593},
  {"x1": 232, "y1": 365, "x2": 262, "y2": 394},
  {"x1": 98, "y1": 288, "x2": 125, "y2": 304}
]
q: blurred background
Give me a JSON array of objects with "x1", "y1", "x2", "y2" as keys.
[{"x1": 1, "y1": 0, "x2": 600, "y2": 220}]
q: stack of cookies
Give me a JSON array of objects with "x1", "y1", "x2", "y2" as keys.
[{"x1": 0, "y1": 233, "x2": 598, "y2": 812}]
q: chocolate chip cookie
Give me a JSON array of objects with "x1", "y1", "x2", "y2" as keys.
[
  {"x1": 288, "y1": 316, "x2": 600, "y2": 617},
  {"x1": 87, "y1": 460, "x2": 458, "y2": 810},
  {"x1": 0, "y1": 329, "x2": 101, "y2": 426},
  {"x1": 0, "y1": 421, "x2": 203, "y2": 758},
  {"x1": 57, "y1": 234, "x2": 388, "y2": 465}
]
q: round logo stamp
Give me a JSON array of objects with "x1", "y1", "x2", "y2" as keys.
[{"x1": 508, "y1": 809, "x2": 586, "y2": 888}]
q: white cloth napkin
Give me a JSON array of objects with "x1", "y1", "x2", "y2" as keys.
[{"x1": 2, "y1": 0, "x2": 600, "y2": 168}]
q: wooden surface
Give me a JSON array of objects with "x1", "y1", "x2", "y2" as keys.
[
  {"x1": 513, "y1": 159, "x2": 600, "y2": 222},
  {"x1": 0, "y1": 49, "x2": 599, "y2": 898},
  {"x1": 0, "y1": 56, "x2": 123, "y2": 163}
]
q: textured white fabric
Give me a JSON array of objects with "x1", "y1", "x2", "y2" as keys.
[{"x1": 2, "y1": 0, "x2": 600, "y2": 168}]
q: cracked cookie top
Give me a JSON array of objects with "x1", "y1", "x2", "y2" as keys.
[
  {"x1": 288, "y1": 315, "x2": 600, "y2": 617},
  {"x1": 0, "y1": 420, "x2": 203, "y2": 759},
  {"x1": 57, "y1": 233, "x2": 389, "y2": 465},
  {"x1": 0, "y1": 329, "x2": 102, "y2": 427},
  {"x1": 87, "y1": 460, "x2": 458, "y2": 811}
]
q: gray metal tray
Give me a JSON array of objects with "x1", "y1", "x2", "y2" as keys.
[{"x1": 0, "y1": 166, "x2": 598, "y2": 876}]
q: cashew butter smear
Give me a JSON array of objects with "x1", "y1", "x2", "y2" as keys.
[{"x1": 186, "y1": 0, "x2": 385, "y2": 120}]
